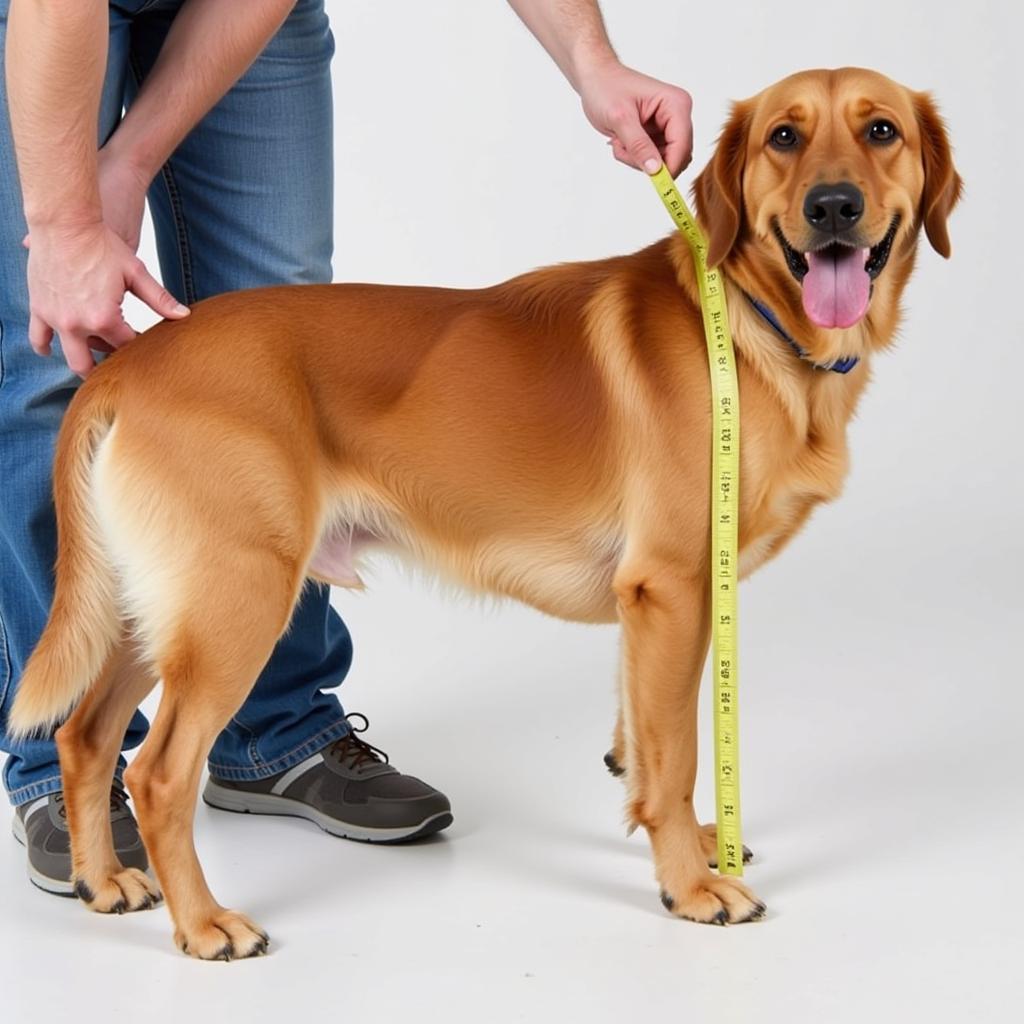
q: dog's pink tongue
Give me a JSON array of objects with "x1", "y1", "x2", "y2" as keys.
[{"x1": 801, "y1": 247, "x2": 871, "y2": 328}]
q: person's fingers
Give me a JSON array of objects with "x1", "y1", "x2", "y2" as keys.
[
  {"x1": 606, "y1": 104, "x2": 664, "y2": 174},
  {"x1": 642, "y1": 123, "x2": 668, "y2": 150},
  {"x1": 125, "y1": 259, "x2": 189, "y2": 320},
  {"x1": 655, "y1": 91, "x2": 694, "y2": 177},
  {"x1": 21, "y1": 233, "x2": 30, "y2": 249},
  {"x1": 610, "y1": 138, "x2": 633, "y2": 167},
  {"x1": 97, "y1": 314, "x2": 137, "y2": 349},
  {"x1": 28, "y1": 313, "x2": 54, "y2": 356},
  {"x1": 662, "y1": 132, "x2": 692, "y2": 177},
  {"x1": 611, "y1": 137, "x2": 654, "y2": 174},
  {"x1": 59, "y1": 332, "x2": 97, "y2": 378},
  {"x1": 87, "y1": 337, "x2": 117, "y2": 355}
]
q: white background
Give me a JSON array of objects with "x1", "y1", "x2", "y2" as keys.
[{"x1": 2, "y1": 0, "x2": 1022, "y2": 1020}]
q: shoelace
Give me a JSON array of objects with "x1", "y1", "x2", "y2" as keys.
[
  {"x1": 329, "y1": 713, "x2": 390, "y2": 771},
  {"x1": 52, "y1": 785, "x2": 130, "y2": 821}
]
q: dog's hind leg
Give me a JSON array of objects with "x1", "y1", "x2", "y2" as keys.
[
  {"x1": 696, "y1": 823, "x2": 754, "y2": 869},
  {"x1": 614, "y1": 559, "x2": 764, "y2": 924},
  {"x1": 55, "y1": 636, "x2": 161, "y2": 912},
  {"x1": 604, "y1": 706, "x2": 627, "y2": 777},
  {"x1": 123, "y1": 559, "x2": 301, "y2": 960}
]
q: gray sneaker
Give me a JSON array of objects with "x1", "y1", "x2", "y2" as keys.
[
  {"x1": 202, "y1": 714, "x2": 453, "y2": 843},
  {"x1": 11, "y1": 784, "x2": 148, "y2": 896}
]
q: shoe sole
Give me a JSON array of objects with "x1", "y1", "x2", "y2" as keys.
[
  {"x1": 202, "y1": 779, "x2": 453, "y2": 844},
  {"x1": 10, "y1": 815, "x2": 76, "y2": 897}
]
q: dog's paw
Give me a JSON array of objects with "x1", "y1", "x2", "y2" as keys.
[
  {"x1": 74, "y1": 867, "x2": 162, "y2": 914},
  {"x1": 174, "y1": 910, "x2": 269, "y2": 961},
  {"x1": 697, "y1": 822, "x2": 753, "y2": 868},
  {"x1": 659, "y1": 874, "x2": 765, "y2": 925}
]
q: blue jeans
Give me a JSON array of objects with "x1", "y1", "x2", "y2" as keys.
[{"x1": 0, "y1": 0, "x2": 354, "y2": 806}]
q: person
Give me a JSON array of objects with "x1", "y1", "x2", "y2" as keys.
[{"x1": 0, "y1": 0, "x2": 693, "y2": 894}]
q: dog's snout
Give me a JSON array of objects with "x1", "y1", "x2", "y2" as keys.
[{"x1": 803, "y1": 182, "x2": 864, "y2": 234}]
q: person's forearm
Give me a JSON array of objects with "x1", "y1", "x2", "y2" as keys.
[
  {"x1": 507, "y1": 0, "x2": 693, "y2": 176},
  {"x1": 103, "y1": 0, "x2": 296, "y2": 183},
  {"x1": 6, "y1": 0, "x2": 107, "y2": 228},
  {"x1": 507, "y1": 0, "x2": 619, "y2": 91}
]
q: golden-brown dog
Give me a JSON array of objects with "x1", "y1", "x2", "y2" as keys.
[{"x1": 10, "y1": 67, "x2": 960, "y2": 958}]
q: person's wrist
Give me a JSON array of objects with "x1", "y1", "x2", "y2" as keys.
[
  {"x1": 567, "y1": 42, "x2": 620, "y2": 95},
  {"x1": 24, "y1": 211, "x2": 105, "y2": 244},
  {"x1": 99, "y1": 132, "x2": 157, "y2": 194},
  {"x1": 24, "y1": 201, "x2": 104, "y2": 235}
]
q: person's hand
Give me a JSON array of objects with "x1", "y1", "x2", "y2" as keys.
[
  {"x1": 25, "y1": 219, "x2": 189, "y2": 378},
  {"x1": 577, "y1": 60, "x2": 693, "y2": 177}
]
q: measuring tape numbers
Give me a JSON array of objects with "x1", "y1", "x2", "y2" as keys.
[{"x1": 649, "y1": 165, "x2": 744, "y2": 876}]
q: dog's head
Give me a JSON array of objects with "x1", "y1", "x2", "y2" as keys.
[{"x1": 693, "y1": 68, "x2": 962, "y2": 337}]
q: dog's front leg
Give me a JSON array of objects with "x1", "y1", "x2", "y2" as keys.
[{"x1": 614, "y1": 559, "x2": 764, "y2": 924}]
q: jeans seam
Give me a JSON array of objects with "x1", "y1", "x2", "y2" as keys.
[
  {"x1": 156, "y1": 161, "x2": 196, "y2": 305},
  {"x1": 0, "y1": 601, "x2": 10, "y2": 713},
  {"x1": 127, "y1": 54, "x2": 196, "y2": 306},
  {"x1": 0, "y1": 314, "x2": 6, "y2": 389},
  {"x1": 207, "y1": 717, "x2": 351, "y2": 781}
]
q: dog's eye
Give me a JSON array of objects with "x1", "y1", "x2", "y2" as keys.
[
  {"x1": 868, "y1": 119, "x2": 899, "y2": 144},
  {"x1": 769, "y1": 125, "x2": 799, "y2": 150}
]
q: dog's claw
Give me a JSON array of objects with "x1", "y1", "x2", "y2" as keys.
[
  {"x1": 659, "y1": 874, "x2": 764, "y2": 925},
  {"x1": 745, "y1": 901, "x2": 768, "y2": 922},
  {"x1": 175, "y1": 911, "x2": 269, "y2": 960},
  {"x1": 72, "y1": 879, "x2": 95, "y2": 903}
]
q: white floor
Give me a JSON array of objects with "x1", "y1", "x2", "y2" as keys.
[{"x1": 1, "y1": 529, "x2": 1021, "y2": 1023}]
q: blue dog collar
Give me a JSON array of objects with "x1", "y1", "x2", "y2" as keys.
[{"x1": 745, "y1": 295, "x2": 860, "y2": 375}]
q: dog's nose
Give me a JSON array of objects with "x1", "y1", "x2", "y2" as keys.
[{"x1": 803, "y1": 182, "x2": 864, "y2": 234}]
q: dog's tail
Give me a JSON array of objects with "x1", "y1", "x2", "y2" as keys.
[{"x1": 8, "y1": 376, "x2": 121, "y2": 739}]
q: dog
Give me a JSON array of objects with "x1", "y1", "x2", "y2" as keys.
[{"x1": 9, "y1": 67, "x2": 961, "y2": 958}]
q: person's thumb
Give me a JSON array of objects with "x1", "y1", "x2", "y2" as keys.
[
  {"x1": 126, "y1": 259, "x2": 190, "y2": 320},
  {"x1": 612, "y1": 111, "x2": 662, "y2": 174}
]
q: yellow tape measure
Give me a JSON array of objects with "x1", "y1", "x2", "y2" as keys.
[{"x1": 649, "y1": 165, "x2": 744, "y2": 876}]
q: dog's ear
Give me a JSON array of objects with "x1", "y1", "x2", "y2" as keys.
[
  {"x1": 913, "y1": 92, "x2": 963, "y2": 258},
  {"x1": 693, "y1": 101, "x2": 752, "y2": 268}
]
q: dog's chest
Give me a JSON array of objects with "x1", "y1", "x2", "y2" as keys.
[
  {"x1": 738, "y1": 488, "x2": 806, "y2": 577},
  {"x1": 739, "y1": 430, "x2": 850, "y2": 577}
]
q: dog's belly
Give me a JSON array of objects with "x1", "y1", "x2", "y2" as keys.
[
  {"x1": 309, "y1": 506, "x2": 622, "y2": 624},
  {"x1": 308, "y1": 527, "x2": 370, "y2": 588},
  {"x1": 469, "y1": 532, "x2": 623, "y2": 622}
]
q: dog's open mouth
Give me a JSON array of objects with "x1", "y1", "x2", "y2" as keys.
[{"x1": 774, "y1": 216, "x2": 900, "y2": 329}]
